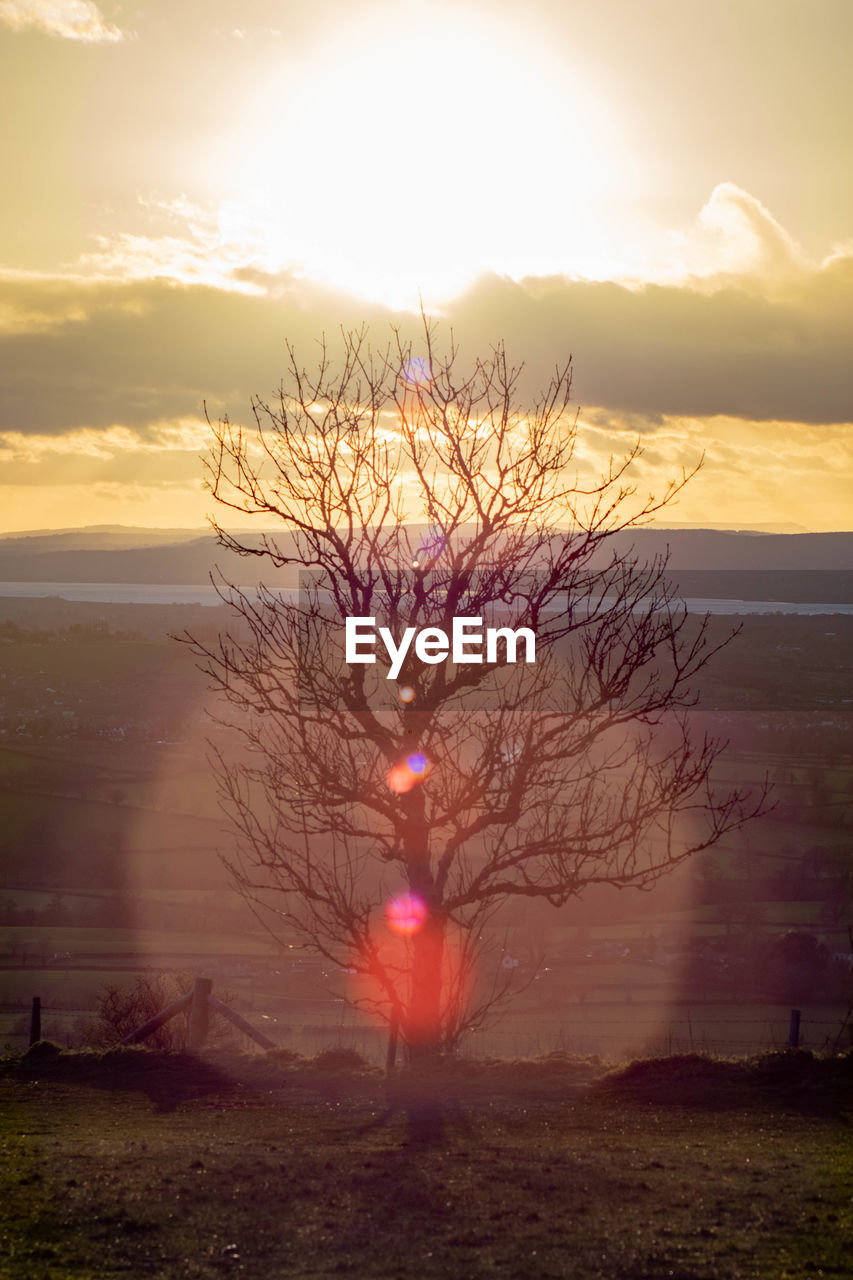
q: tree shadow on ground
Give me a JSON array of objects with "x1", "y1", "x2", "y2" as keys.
[{"x1": 14, "y1": 1042, "x2": 236, "y2": 1113}]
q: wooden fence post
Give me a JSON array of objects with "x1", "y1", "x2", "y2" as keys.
[
  {"x1": 208, "y1": 995, "x2": 277, "y2": 1050},
  {"x1": 29, "y1": 996, "x2": 41, "y2": 1046},
  {"x1": 188, "y1": 977, "x2": 212, "y2": 1051},
  {"x1": 121, "y1": 979, "x2": 279, "y2": 1052},
  {"x1": 787, "y1": 1008, "x2": 801, "y2": 1049}
]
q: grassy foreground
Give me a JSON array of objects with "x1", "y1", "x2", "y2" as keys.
[{"x1": 1, "y1": 1047, "x2": 851, "y2": 1279}]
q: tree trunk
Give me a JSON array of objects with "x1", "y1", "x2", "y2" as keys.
[
  {"x1": 402, "y1": 790, "x2": 445, "y2": 1056},
  {"x1": 406, "y1": 909, "x2": 446, "y2": 1056},
  {"x1": 403, "y1": 903, "x2": 447, "y2": 1145}
]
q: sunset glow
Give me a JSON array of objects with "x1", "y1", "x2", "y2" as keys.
[
  {"x1": 0, "y1": 1, "x2": 850, "y2": 530},
  {"x1": 219, "y1": 6, "x2": 633, "y2": 305},
  {"x1": 1, "y1": 8, "x2": 851, "y2": 1269}
]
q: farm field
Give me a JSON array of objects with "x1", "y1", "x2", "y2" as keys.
[
  {"x1": 0, "y1": 926, "x2": 278, "y2": 960},
  {"x1": 1, "y1": 602, "x2": 851, "y2": 1068},
  {"x1": 0, "y1": 1048, "x2": 850, "y2": 1280},
  {"x1": 464, "y1": 1001, "x2": 850, "y2": 1061},
  {"x1": 3, "y1": 959, "x2": 849, "y2": 1064}
]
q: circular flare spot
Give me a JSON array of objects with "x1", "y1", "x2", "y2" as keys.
[
  {"x1": 386, "y1": 893, "x2": 427, "y2": 935},
  {"x1": 387, "y1": 752, "x2": 430, "y2": 793},
  {"x1": 387, "y1": 764, "x2": 415, "y2": 793},
  {"x1": 403, "y1": 357, "x2": 432, "y2": 387}
]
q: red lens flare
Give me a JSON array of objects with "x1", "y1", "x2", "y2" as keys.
[
  {"x1": 387, "y1": 752, "x2": 430, "y2": 793},
  {"x1": 343, "y1": 915, "x2": 473, "y2": 1038},
  {"x1": 387, "y1": 764, "x2": 415, "y2": 793},
  {"x1": 385, "y1": 892, "x2": 427, "y2": 935}
]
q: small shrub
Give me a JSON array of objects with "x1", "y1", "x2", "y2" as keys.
[
  {"x1": 23, "y1": 1039, "x2": 62, "y2": 1060},
  {"x1": 264, "y1": 1048, "x2": 304, "y2": 1065},
  {"x1": 78, "y1": 974, "x2": 189, "y2": 1051},
  {"x1": 78, "y1": 973, "x2": 241, "y2": 1052},
  {"x1": 311, "y1": 1046, "x2": 368, "y2": 1071}
]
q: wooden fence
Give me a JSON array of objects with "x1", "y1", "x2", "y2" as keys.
[{"x1": 28, "y1": 977, "x2": 276, "y2": 1052}]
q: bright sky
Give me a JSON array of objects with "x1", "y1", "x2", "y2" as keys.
[{"x1": 1, "y1": 0, "x2": 851, "y2": 531}]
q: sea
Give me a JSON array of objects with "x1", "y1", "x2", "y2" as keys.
[{"x1": 0, "y1": 582, "x2": 851, "y2": 616}]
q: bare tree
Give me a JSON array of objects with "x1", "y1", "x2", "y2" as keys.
[{"x1": 188, "y1": 322, "x2": 763, "y2": 1057}]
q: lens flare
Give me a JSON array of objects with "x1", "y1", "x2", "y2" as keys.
[
  {"x1": 387, "y1": 751, "x2": 430, "y2": 792},
  {"x1": 419, "y1": 527, "x2": 446, "y2": 560},
  {"x1": 403, "y1": 357, "x2": 432, "y2": 387},
  {"x1": 386, "y1": 892, "x2": 427, "y2": 935},
  {"x1": 387, "y1": 764, "x2": 415, "y2": 793}
]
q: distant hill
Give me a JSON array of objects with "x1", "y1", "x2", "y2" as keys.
[
  {"x1": 649, "y1": 521, "x2": 809, "y2": 534},
  {"x1": 0, "y1": 531, "x2": 296, "y2": 588},
  {"x1": 0, "y1": 526, "x2": 849, "y2": 600},
  {"x1": 610, "y1": 529, "x2": 852, "y2": 570},
  {"x1": 0, "y1": 527, "x2": 208, "y2": 552}
]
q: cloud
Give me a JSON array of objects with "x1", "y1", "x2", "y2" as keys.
[
  {"x1": 698, "y1": 184, "x2": 804, "y2": 274},
  {"x1": 659, "y1": 183, "x2": 807, "y2": 283},
  {"x1": 0, "y1": 418, "x2": 209, "y2": 465},
  {"x1": 0, "y1": 480, "x2": 207, "y2": 531},
  {"x1": 1, "y1": 244, "x2": 852, "y2": 438},
  {"x1": 0, "y1": 0, "x2": 124, "y2": 43},
  {"x1": 0, "y1": 261, "x2": 850, "y2": 530},
  {"x1": 73, "y1": 183, "x2": 814, "y2": 308},
  {"x1": 78, "y1": 198, "x2": 272, "y2": 292},
  {"x1": 448, "y1": 256, "x2": 853, "y2": 424},
  {"x1": 577, "y1": 412, "x2": 853, "y2": 532},
  {"x1": 0, "y1": 181, "x2": 851, "y2": 452},
  {"x1": 0, "y1": 273, "x2": 404, "y2": 434},
  {"x1": 0, "y1": 418, "x2": 211, "y2": 503},
  {"x1": 1, "y1": 404, "x2": 849, "y2": 535}
]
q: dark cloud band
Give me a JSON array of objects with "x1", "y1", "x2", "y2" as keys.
[{"x1": 1, "y1": 258, "x2": 851, "y2": 436}]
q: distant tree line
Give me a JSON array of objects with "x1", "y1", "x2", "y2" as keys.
[{"x1": 0, "y1": 619, "x2": 145, "y2": 644}]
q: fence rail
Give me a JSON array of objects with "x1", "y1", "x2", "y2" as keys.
[{"x1": 9, "y1": 988, "x2": 852, "y2": 1062}]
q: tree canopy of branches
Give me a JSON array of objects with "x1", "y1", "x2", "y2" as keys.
[{"x1": 190, "y1": 323, "x2": 762, "y2": 1056}]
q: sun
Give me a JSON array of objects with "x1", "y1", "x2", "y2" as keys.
[{"x1": 218, "y1": 5, "x2": 632, "y2": 307}]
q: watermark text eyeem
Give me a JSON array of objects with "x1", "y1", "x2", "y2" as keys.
[{"x1": 345, "y1": 616, "x2": 536, "y2": 679}]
